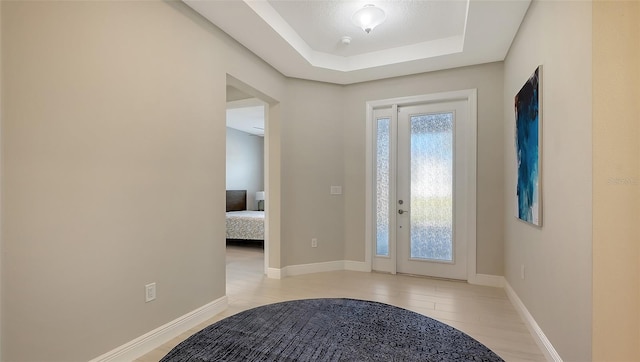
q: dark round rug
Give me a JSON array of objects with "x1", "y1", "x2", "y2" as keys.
[{"x1": 161, "y1": 298, "x2": 504, "y2": 362}]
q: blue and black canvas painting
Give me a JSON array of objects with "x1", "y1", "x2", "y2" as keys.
[{"x1": 515, "y1": 66, "x2": 541, "y2": 226}]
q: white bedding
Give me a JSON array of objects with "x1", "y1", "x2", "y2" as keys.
[{"x1": 226, "y1": 210, "x2": 265, "y2": 240}]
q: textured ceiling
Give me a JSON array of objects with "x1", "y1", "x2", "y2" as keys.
[{"x1": 184, "y1": 0, "x2": 531, "y2": 84}]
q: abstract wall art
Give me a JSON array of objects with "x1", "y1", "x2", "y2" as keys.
[{"x1": 515, "y1": 66, "x2": 541, "y2": 226}]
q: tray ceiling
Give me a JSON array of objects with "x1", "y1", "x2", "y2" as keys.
[{"x1": 184, "y1": 0, "x2": 531, "y2": 85}]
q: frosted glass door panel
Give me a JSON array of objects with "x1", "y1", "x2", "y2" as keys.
[
  {"x1": 409, "y1": 113, "x2": 453, "y2": 261},
  {"x1": 396, "y1": 99, "x2": 468, "y2": 280},
  {"x1": 376, "y1": 118, "x2": 391, "y2": 256}
]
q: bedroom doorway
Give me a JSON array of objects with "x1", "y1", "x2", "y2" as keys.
[
  {"x1": 225, "y1": 84, "x2": 268, "y2": 279},
  {"x1": 366, "y1": 90, "x2": 477, "y2": 281}
]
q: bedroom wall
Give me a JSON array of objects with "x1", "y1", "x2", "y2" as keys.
[
  {"x1": 1, "y1": 1, "x2": 285, "y2": 361},
  {"x1": 503, "y1": 1, "x2": 592, "y2": 360},
  {"x1": 342, "y1": 62, "x2": 505, "y2": 276},
  {"x1": 226, "y1": 127, "x2": 264, "y2": 210},
  {"x1": 592, "y1": 1, "x2": 640, "y2": 359}
]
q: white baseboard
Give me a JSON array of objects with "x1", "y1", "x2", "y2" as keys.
[
  {"x1": 344, "y1": 260, "x2": 371, "y2": 272},
  {"x1": 504, "y1": 282, "x2": 562, "y2": 362},
  {"x1": 271, "y1": 262, "x2": 499, "y2": 283},
  {"x1": 469, "y1": 273, "x2": 505, "y2": 288},
  {"x1": 267, "y1": 267, "x2": 282, "y2": 279},
  {"x1": 284, "y1": 260, "x2": 345, "y2": 277},
  {"x1": 267, "y1": 260, "x2": 370, "y2": 279},
  {"x1": 90, "y1": 296, "x2": 228, "y2": 362}
]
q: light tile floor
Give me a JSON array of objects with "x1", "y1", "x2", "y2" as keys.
[{"x1": 137, "y1": 244, "x2": 546, "y2": 361}]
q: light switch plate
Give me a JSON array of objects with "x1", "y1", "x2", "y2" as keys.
[
  {"x1": 145, "y1": 283, "x2": 156, "y2": 302},
  {"x1": 330, "y1": 186, "x2": 342, "y2": 195}
]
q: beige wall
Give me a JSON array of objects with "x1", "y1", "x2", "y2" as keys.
[
  {"x1": 277, "y1": 63, "x2": 506, "y2": 276},
  {"x1": 0, "y1": 1, "x2": 3, "y2": 358},
  {"x1": 342, "y1": 63, "x2": 505, "y2": 275},
  {"x1": 503, "y1": 1, "x2": 592, "y2": 360},
  {"x1": 1, "y1": 1, "x2": 285, "y2": 361},
  {"x1": 592, "y1": 1, "x2": 640, "y2": 360},
  {"x1": 266, "y1": 102, "x2": 282, "y2": 270},
  {"x1": 280, "y1": 79, "x2": 346, "y2": 266}
]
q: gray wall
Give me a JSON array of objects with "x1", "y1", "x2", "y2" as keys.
[
  {"x1": 226, "y1": 127, "x2": 264, "y2": 210},
  {"x1": 1, "y1": 1, "x2": 285, "y2": 361},
  {"x1": 503, "y1": 1, "x2": 592, "y2": 361},
  {"x1": 342, "y1": 63, "x2": 505, "y2": 276}
]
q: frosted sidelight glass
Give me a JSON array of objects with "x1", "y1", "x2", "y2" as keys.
[
  {"x1": 376, "y1": 118, "x2": 390, "y2": 256},
  {"x1": 410, "y1": 113, "x2": 453, "y2": 261}
]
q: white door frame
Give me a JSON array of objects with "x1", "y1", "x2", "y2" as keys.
[{"x1": 364, "y1": 89, "x2": 477, "y2": 281}]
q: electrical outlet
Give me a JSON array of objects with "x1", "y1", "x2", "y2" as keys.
[
  {"x1": 520, "y1": 265, "x2": 525, "y2": 280},
  {"x1": 311, "y1": 238, "x2": 318, "y2": 248},
  {"x1": 145, "y1": 282, "x2": 156, "y2": 302}
]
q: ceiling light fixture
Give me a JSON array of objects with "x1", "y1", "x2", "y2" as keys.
[{"x1": 351, "y1": 4, "x2": 386, "y2": 34}]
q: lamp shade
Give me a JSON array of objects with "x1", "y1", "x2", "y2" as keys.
[
  {"x1": 255, "y1": 191, "x2": 265, "y2": 201},
  {"x1": 351, "y1": 4, "x2": 386, "y2": 34}
]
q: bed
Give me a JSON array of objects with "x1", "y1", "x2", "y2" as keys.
[{"x1": 226, "y1": 190, "x2": 265, "y2": 241}]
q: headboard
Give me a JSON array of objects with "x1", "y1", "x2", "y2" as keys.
[{"x1": 226, "y1": 190, "x2": 247, "y2": 212}]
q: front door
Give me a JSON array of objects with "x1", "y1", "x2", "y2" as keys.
[{"x1": 372, "y1": 99, "x2": 471, "y2": 280}]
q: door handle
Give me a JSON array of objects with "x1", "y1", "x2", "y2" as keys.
[{"x1": 398, "y1": 209, "x2": 408, "y2": 215}]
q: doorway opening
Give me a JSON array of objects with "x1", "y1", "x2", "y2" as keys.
[
  {"x1": 226, "y1": 75, "x2": 280, "y2": 285},
  {"x1": 365, "y1": 90, "x2": 477, "y2": 281},
  {"x1": 225, "y1": 92, "x2": 267, "y2": 280}
]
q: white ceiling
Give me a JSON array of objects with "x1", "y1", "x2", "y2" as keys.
[
  {"x1": 267, "y1": 0, "x2": 467, "y2": 57},
  {"x1": 227, "y1": 98, "x2": 266, "y2": 136},
  {"x1": 184, "y1": 0, "x2": 531, "y2": 85}
]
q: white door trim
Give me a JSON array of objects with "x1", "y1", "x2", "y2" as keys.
[
  {"x1": 226, "y1": 74, "x2": 281, "y2": 278},
  {"x1": 365, "y1": 89, "x2": 477, "y2": 281}
]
